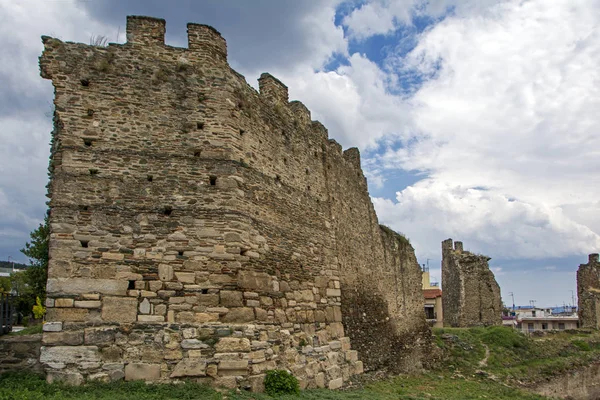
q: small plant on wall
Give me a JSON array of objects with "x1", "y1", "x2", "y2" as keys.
[{"x1": 264, "y1": 369, "x2": 300, "y2": 396}]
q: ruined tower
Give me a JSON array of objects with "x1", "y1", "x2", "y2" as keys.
[
  {"x1": 577, "y1": 253, "x2": 600, "y2": 329},
  {"x1": 441, "y1": 239, "x2": 502, "y2": 327},
  {"x1": 38, "y1": 16, "x2": 430, "y2": 389}
]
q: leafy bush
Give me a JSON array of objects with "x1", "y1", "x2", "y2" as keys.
[{"x1": 264, "y1": 369, "x2": 300, "y2": 396}]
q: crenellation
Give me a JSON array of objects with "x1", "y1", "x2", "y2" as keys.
[
  {"x1": 37, "y1": 15, "x2": 431, "y2": 391},
  {"x1": 187, "y1": 23, "x2": 227, "y2": 63},
  {"x1": 342, "y1": 148, "x2": 361, "y2": 170},
  {"x1": 258, "y1": 73, "x2": 288, "y2": 104},
  {"x1": 289, "y1": 101, "x2": 311, "y2": 126},
  {"x1": 126, "y1": 16, "x2": 166, "y2": 47},
  {"x1": 454, "y1": 241, "x2": 463, "y2": 253}
]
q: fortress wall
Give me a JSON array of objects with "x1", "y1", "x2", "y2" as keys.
[
  {"x1": 39, "y1": 15, "x2": 428, "y2": 389},
  {"x1": 578, "y1": 254, "x2": 600, "y2": 329},
  {"x1": 441, "y1": 239, "x2": 502, "y2": 327}
]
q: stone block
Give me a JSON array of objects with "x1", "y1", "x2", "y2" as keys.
[
  {"x1": 43, "y1": 322, "x2": 63, "y2": 332},
  {"x1": 40, "y1": 346, "x2": 100, "y2": 364},
  {"x1": 221, "y1": 307, "x2": 254, "y2": 323},
  {"x1": 125, "y1": 363, "x2": 161, "y2": 381},
  {"x1": 218, "y1": 359, "x2": 248, "y2": 376},
  {"x1": 248, "y1": 374, "x2": 265, "y2": 393},
  {"x1": 74, "y1": 300, "x2": 102, "y2": 308},
  {"x1": 158, "y1": 264, "x2": 173, "y2": 281},
  {"x1": 55, "y1": 298, "x2": 74, "y2": 307},
  {"x1": 47, "y1": 308, "x2": 89, "y2": 322},
  {"x1": 326, "y1": 288, "x2": 341, "y2": 297},
  {"x1": 215, "y1": 337, "x2": 251, "y2": 353},
  {"x1": 47, "y1": 371, "x2": 84, "y2": 386},
  {"x1": 175, "y1": 272, "x2": 196, "y2": 283},
  {"x1": 43, "y1": 331, "x2": 84, "y2": 346},
  {"x1": 84, "y1": 328, "x2": 116, "y2": 345},
  {"x1": 237, "y1": 270, "x2": 272, "y2": 291},
  {"x1": 315, "y1": 372, "x2": 325, "y2": 388},
  {"x1": 220, "y1": 290, "x2": 243, "y2": 307},
  {"x1": 195, "y1": 313, "x2": 219, "y2": 323},
  {"x1": 102, "y1": 296, "x2": 138, "y2": 323},
  {"x1": 138, "y1": 315, "x2": 165, "y2": 322},
  {"x1": 171, "y1": 359, "x2": 207, "y2": 378},
  {"x1": 181, "y1": 339, "x2": 209, "y2": 349},
  {"x1": 328, "y1": 377, "x2": 343, "y2": 390},
  {"x1": 47, "y1": 278, "x2": 128, "y2": 296}
]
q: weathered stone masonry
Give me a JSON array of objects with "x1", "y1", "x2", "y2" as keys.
[
  {"x1": 38, "y1": 15, "x2": 430, "y2": 389},
  {"x1": 441, "y1": 239, "x2": 502, "y2": 327},
  {"x1": 577, "y1": 253, "x2": 600, "y2": 329}
]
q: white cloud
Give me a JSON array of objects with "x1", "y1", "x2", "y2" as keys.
[
  {"x1": 369, "y1": 0, "x2": 600, "y2": 260},
  {"x1": 0, "y1": 0, "x2": 117, "y2": 260}
]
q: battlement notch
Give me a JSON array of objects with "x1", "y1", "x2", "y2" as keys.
[
  {"x1": 187, "y1": 23, "x2": 227, "y2": 63},
  {"x1": 126, "y1": 16, "x2": 166, "y2": 46},
  {"x1": 259, "y1": 73, "x2": 288, "y2": 104},
  {"x1": 590, "y1": 253, "x2": 599, "y2": 263}
]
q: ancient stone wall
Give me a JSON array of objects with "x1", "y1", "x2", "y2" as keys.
[
  {"x1": 577, "y1": 254, "x2": 600, "y2": 329},
  {"x1": 0, "y1": 334, "x2": 43, "y2": 375},
  {"x1": 38, "y1": 15, "x2": 429, "y2": 389},
  {"x1": 441, "y1": 239, "x2": 502, "y2": 327}
]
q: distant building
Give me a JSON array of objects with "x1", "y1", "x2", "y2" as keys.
[
  {"x1": 512, "y1": 306, "x2": 578, "y2": 333},
  {"x1": 422, "y1": 266, "x2": 443, "y2": 328}
]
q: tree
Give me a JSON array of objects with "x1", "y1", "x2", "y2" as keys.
[
  {"x1": 0, "y1": 276, "x2": 10, "y2": 293},
  {"x1": 20, "y1": 215, "x2": 49, "y2": 306}
]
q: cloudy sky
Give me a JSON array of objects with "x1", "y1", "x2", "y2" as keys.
[{"x1": 1, "y1": 0, "x2": 599, "y2": 307}]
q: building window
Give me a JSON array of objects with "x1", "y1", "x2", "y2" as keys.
[
  {"x1": 425, "y1": 307, "x2": 435, "y2": 320},
  {"x1": 558, "y1": 323, "x2": 565, "y2": 330},
  {"x1": 532, "y1": 311, "x2": 536, "y2": 317},
  {"x1": 528, "y1": 323, "x2": 534, "y2": 332},
  {"x1": 542, "y1": 323, "x2": 548, "y2": 330}
]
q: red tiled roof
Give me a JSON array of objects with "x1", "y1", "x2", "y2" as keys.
[{"x1": 423, "y1": 288, "x2": 442, "y2": 299}]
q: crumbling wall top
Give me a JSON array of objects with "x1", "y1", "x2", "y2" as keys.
[{"x1": 589, "y1": 253, "x2": 599, "y2": 263}]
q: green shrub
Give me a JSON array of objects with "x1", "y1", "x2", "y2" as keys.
[
  {"x1": 264, "y1": 369, "x2": 300, "y2": 396},
  {"x1": 572, "y1": 340, "x2": 591, "y2": 351},
  {"x1": 481, "y1": 326, "x2": 528, "y2": 349}
]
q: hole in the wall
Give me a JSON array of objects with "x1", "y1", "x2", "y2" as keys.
[
  {"x1": 87, "y1": 109, "x2": 94, "y2": 117},
  {"x1": 163, "y1": 206, "x2": 173, "y2": 216},
  {"x1": 89, "y1": 169, "x2": 98, "y2": 176},
  {"x1": 305, "y1": 168, "x2": 310, "y2": 175},
  {"x1": 83, "y1": 138, "x2": 93, "y2": 147},
  {"x1": 201, "y1": 289, "x2": 209, "y2": 294},
  {"x1": 275, "y1": 175, "x2": 281, "y2": 185},
  {"x1": 79, "y1": 205, "x2": 89, "y2": 211},
  {"x1": 147, "y1": 175, "x2": 153, "y2": 182},
  {"x1": 209, "y1": 176, "x2": 217, "y2": 186},
  {"x1": 194, "y1": 151, "x2": 201, "y2": 157},
  {"x1": 80, "y1": 240, "x2": 89, "y2": 248},
  {"x1": 80, "y1": 79, "x2": 90, "y2": 87},
  {"x1": 128, "y1": 280, "x2": 136, "y2": 290},
  {"x1": 307, "y1": 185, "x2": 311, "y2": 191},
  {"x1": 239, "y1": 129, "x2": 245, "y2": 136},
  {"x1": 178, "y1": 251, "x2": 184, "y2": 257},
  {"x1": 240, "y1": 249, "x2": 248, "y2": 256},
  {"x1": 197, "y1": 122, "x2": 204, "y2": 130},
  {"x1": 283, "y1": 158, "x2": 287, "y2": 165}
]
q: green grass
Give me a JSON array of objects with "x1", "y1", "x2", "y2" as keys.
[
  {"x1": 8, "y1": 324, "x2": 42, "y2": 336},
  {"x1": 0, "y1": 371, "x2": 546, "y2": 400},
  {"x1": 5, "y1": 327, "x2": 600, "y2": 399}
]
